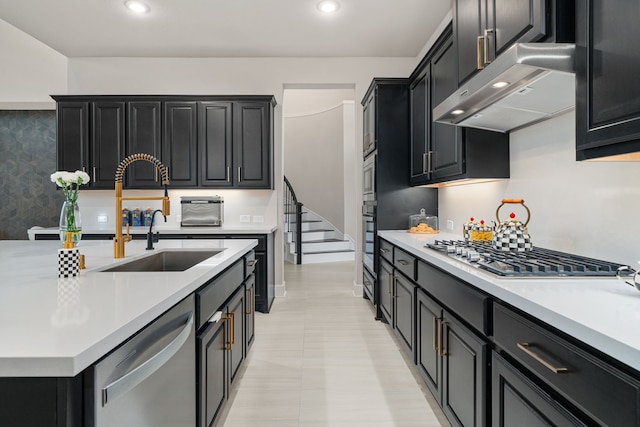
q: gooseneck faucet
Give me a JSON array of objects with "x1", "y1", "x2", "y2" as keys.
[
  {"x1": 146, "y1": 209, "x2": 166, "y2": 250},
  {"x1": 114, "y1": 153, "x2": 170, "y2": 258}
]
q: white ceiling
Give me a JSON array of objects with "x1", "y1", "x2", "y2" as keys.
[{"x1": 0, "y1": 0, "x2": 451, "y2": 58}]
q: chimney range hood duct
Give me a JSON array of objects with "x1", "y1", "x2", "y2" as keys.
[{"x1": 433, "y1": 43, "x2": 575, "y2": 133}]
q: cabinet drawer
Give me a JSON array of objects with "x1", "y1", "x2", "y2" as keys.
[
  {"x1": 363, "y1": 266, "x2": 375, "y2": 302},
  {"x1": 494, "y1": 303, "x2": 640, "y2": 427},
  {"x1": 379, "y1": 239, "x2": 393, "y2": 262},
  {"x1": 393, "y1": 247, "x2": 416, "y2": 280},
  {"x1": 196, "y1": 261, "x2": 243, "y2": 329},
  {"x1": 417, "y1": 260, "x2": 490, "y2": 335}
]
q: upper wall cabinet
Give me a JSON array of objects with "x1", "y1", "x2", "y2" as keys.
[
  {"x1": 409, "y1": 27, "x2": 510, "y2": 187},
  {"x1": 453, "y1": 0, "x2": 574, "y2": 86},
  {"x1": 575, "y1": 1, "x2": 640, "y2": 161},
  {"x1": 53, "y1": 95, "x2": 276, "y2": 190}
]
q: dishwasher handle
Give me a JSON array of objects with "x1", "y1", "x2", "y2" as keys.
[{"x1": 102, "y1": 311, "x2": 194, "y2": 406}]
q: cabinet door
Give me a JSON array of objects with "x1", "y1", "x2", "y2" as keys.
[
  {"x1": 417, "y1": 289, "x2": 443, "y2": 404},
  {"x1": 362, "y1": 89, "x2": 376, "y2": 158},
  {"x1": 234, "y1": 102, "x2": 271, "y2": 188},
  {"x1": 576, "y1": 0, "x2": 640, "y2": 160},
  {"x1": 163, "y1": 102, "x2": 198, "y2": 187},
  {"x1": 409, "y1": 66, "x2": 430, "y2": 184},
  {"x1": 227, "y1": 289, "x2": 245, "y2": 385},
  {"x1": 441, "y1": 312, "x2": 487, "y2": 427},
  {"x1": 91, "y1": 102, "x2": 125, "y2": 188},
  {"x1": 491, "y1": 352, "x2": 586, "y2": 427},
  {"x1": 126, "y1": 102, "x2": 162, "y2": 188},
  {"x1": 393, "y1": 274, "x2": 415, "y2": 361},
  {"x1": 56, "y1": 102, "x2": 89, "y2": 174},
  {"x1": 245, "y1": 276, "x2": 256, "y2": 351},
  {"x1": 378, "y1": 257, "x2": 393, "y2": 325},
  {"x1": 453, "y1": 0, "x2": 485, "y2": 85},
  {"x1": 431, "y1": 34, "x2": 464, "y2": 180},
  {"x1": 197, "y1": 317, "x2": 228, "y2": 427},
  {"x1": 492, "y1": 0, "x2": 545, "y2": 58},
  {"x1": 199, "y1": 102, "x2": 233, "y2": 187},
  {"x1": 253, "y1": 250, "x2": 270, "y2": 313}
]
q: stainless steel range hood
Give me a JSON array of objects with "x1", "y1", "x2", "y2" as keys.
[{"x1": 433, "y1": 43, "x2": 575, "y2": 133}]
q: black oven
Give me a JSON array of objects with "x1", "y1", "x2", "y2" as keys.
[
  {"x1": 363, "y1": 154, "x2": 375, "y2": 202},
  {"x1": 362, "y1": 202, "x2": 376, "y2": 273}
]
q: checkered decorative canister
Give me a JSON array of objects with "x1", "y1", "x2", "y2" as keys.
[
  {"x1": 58, "y1": 247, "x2": 80, "y2": 278},
  {"x1": 494, "y1": 199, "x2": 533, "y2": 252}
]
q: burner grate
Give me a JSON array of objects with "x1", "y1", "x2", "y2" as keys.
[{"x1": 425, "y1": 240, "x2": 624, "y2": 277}]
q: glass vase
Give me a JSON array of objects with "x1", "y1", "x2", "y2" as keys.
[{"x1": 59, "y1": 200, "x2": 82, "y2": 246}]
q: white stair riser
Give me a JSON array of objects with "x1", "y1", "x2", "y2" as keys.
[
  {"x1": 301, "y1": 251, "x2": 355, "y2": 264},
  {"x1": 301, "y1": 241, "x2": 352, "y2": 252},
  {"x1": 285, "y1": 231, "x2": 339, "y2": 243},
  {"x1": 287, "y1": 221, "x2": 328, "y2": 232}
]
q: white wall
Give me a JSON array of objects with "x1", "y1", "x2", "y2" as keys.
[
  {"x1": 0, "y1": 19, "x2": 67, "y2": 109},
  {"x1": 439, "y1": 111, "x2": 640, "y2": 267}
]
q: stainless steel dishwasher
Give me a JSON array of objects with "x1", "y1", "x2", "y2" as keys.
[{"x1": 85, "y1": 295, "x2": 196, "y2": 427}]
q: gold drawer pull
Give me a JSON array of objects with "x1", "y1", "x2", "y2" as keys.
[
  {"x1": 438, "y1": 320, "x2": 447, "y2": 357},
  {"x1": 517, "y1": 342, "x2": 569, "y2": 374},
  {"x1": 397, "y1": 259, "x2": 410, "y2": 266},
  {"x1": 433, "y1": 317, "x2": 441, "y2": 351}
]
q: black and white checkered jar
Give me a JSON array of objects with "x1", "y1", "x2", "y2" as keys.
[{"x1": 58, "y1": 248, "x2": 80, "y2": 278}]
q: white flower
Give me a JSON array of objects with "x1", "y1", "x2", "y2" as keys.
[
  {"x1": 50, "y1": 170, "x2": 91, "y2": 188},
  {"x1": 75, "y1": 170, "x2": 91, "y2": 184}
]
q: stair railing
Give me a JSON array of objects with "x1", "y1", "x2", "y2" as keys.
[{"x1": 284, "y1": 176, "x2": 303, "y2": 264}]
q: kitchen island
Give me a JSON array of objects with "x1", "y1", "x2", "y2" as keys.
[{"x1": 0, "y1": 238, "x2": 256, "y2": 377}]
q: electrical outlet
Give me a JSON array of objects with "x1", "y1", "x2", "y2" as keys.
[
  {"x1": 97, "y1": 214, "x2": 108, "y2": 223},
  {"x1": 446, "y1": 220, "x2": 454, "y2": 230},
  {"x1": 240, "y1": 215, "x2": 251, "y2": 223},
  {"x1": 253, "y1": 215, "x2": 264, "y2": 223}
]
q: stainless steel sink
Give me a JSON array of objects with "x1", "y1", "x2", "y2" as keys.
[{"x1": 101, "y1": 250, "x2": 224, "y2": 272}]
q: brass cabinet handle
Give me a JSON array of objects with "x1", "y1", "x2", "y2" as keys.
[
  {"x1": 388, "y1": 273, "x2": 393, "y2": 295},
  {"x1": 229, "y1": 311, "x2": 235, "y2": 346},
  {"x1": 391, "y1": 275, "x2": 397, "y2": 299},
  {"x1": 363, "y1": 279, "x2": 371, "y2": 287},
  {"x1": 428, "y1": 151, "x2": 433, "y2": 173},
  {"x1": 477, "y1": 35, "x2": 485, "y2": 70},
  {"x1": 439, "y1": 320, "x2": 448, "y2": 357},
  {"x1": 397, "y1": 259, "x2": 410, "y2": 266},
  {"x1": 226, "y1": 167, "x2": 230, "y2": 182},
  {"x1": 93, "y1": 167, "x2": 97, "y2": 182},
  {"x1": 433, "y1": 316, "x2": 441, "y2": 351},
  {"x1": 247, "y1": 259, "x2": 258, "y2": 267},
  {"x1": 237, "y1": 166, "x2": 242, "y2": 182},
  {"x1": 222, "y1": 315, "x2": 233, "y2": 350},
  {"x1": 517, "y1": 343, "x2": 569, "y2": 374},
  {"x1": 422, "y1": 152, "x2": 428, "y2": 174},
  {"x1": 483, "y1": 29, "x2": 494, "y2": 66},
  {"x1": 380, "y1": 248, "x2": 390, "y2": 254},
  {"x1": 246, "y1": 288, "x2": 253, "y2": 315}
]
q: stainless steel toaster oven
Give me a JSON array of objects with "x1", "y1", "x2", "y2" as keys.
[{"x1": 181, "y1": 196, "x2": 224, "y2": 227}]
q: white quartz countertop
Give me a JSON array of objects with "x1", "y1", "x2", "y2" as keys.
[
  {"x1": 378, "y1": 230, "x2": 640, "y2": 373},
  {"x1": 28, "y1": 224, "x2": 277, "y2": 240},
  {"x1": 0, "y1": 238, "x2": 257, "y2": 377}
]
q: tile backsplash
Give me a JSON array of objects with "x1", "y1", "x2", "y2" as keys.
[{"x1": 0, "y1": 111, "x2": 62, "y2": 239}]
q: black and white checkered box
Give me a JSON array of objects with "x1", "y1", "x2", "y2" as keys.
[{"x1": 58, "y1": 248, "x2": 80, "y2": 278}]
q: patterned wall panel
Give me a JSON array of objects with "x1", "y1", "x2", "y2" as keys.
[{"x1": 0, "y1": 111, "x2": 62, "y2": 240}]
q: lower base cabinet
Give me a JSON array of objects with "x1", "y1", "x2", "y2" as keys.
[
  {"x1": 416, "y1": 288, "x2": 487, "y2": 427},
  {"x1": 393, "y1": 273, "x2": 415, "y2": 360},
  {"x1": 491, "y1": 352, "x2": 586, "y2": 427},
  {"x1": 378, "y1": 257, "x2": 393, "y2": 324}
]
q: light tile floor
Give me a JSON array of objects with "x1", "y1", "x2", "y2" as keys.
[{"x1": 221, "y1": 261, "x2": 450, "y2": 427}]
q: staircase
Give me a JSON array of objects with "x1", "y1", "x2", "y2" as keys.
[
  {"x1": 284, "y1": 208, "x2": 355, "y2": 264},
  {"x1": 283, "y1": 176, "x2": 354, "y2": 264}
]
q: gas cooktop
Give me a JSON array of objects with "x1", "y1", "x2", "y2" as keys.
[{"x1": 425, "y1": 240, "x2": 624, "y2": 277}]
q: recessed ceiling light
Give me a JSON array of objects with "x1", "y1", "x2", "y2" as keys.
[
  {"x1": 451, "y1": 109, "x2": 465, "y2": 115},
  {"x1": 318, "y1": 1, "x2": 340, "y2": 13},
  {"x1": 492, "y1": 81, "x2": 509, "y2": 89},
  {"x1": 125, "y1": 1, "x2": 150, "y2": 13}
]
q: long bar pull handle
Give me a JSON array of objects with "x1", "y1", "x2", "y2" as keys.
[
  {"x1": 391, "y1": 275, "x2": 397, "y2": 299},
  {"x1": 517, "y1": 343, "x2": 569, "y2": 374},
  {"x1": 222, "y1": 315, "x2": 233, "y2": 350},
  {"x1": 229, "y1": 311, "x2": 235, "y2": 345},
  {"x1": 422, "y1": 152, "x2": 428, "y2": 174},
  {"x1": 388, "y1": 273, "x2": 393, "y2": 295},
  {"x1": 433, "y1": 317, "x2": 441, "y2": 351},
  {"x1": 246, "y1": 287, "x2": 253, "y2": 315},
  {"x1": 237, "y1": 167, "x2": 242, "y2": 182},
  {"x1": 438, "y1": 320, "x2": 448, "y2": 357},
  {"x1": 477, "y1": 36, "x2": 485, "y2": 70},
  {"x1": 93, "y1": 167, "x2": 97, "y2": 183},
  {"x1": 226, "y1": 167, "x2": 230, "y2": 182},
  {"x1": 428, "y1": 151, "x2": 433, "y2": 174},
  {"x1": 483, "y1": 29, "x2": 494, "y2": 66},
  {"x1": 102, "y1": 312, "x2": 194, "y2": 406}
]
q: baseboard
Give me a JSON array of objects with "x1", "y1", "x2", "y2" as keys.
[
  {"x1": 275, "y1": 281, "x2": 287, "y2": 298},
  {"x1": 352, "y1": 280, "x2": 363, "y2": 297}
]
